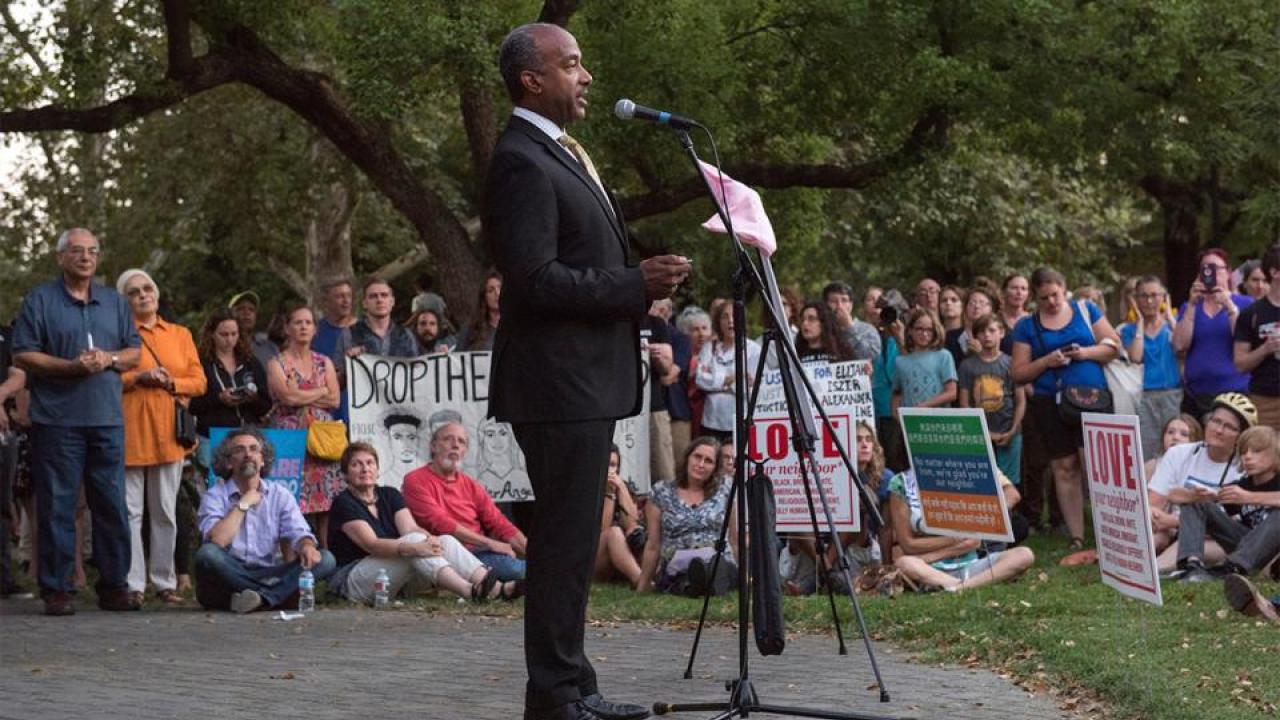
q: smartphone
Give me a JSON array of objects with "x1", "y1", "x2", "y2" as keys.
[
  {"x1": 1062, "y1": 343, "x2": 1081, "y2": 354},
  {"x1": 1200, "y1": 263, "x2": 1216, "y2": 290}
]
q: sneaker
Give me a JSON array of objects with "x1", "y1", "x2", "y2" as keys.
[
  {"x1": 1178, "y1": 558, "x2": 1218, "y2": 584},
  {"x1": 230, "y1": 589, "x2": 263, "y2": 614},
  {"x1": 1224, "y1": 574, "x2": 1280, "y2": 624}
]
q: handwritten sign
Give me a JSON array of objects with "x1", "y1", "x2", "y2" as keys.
[
  {"x1": 750, "y1": 360, "x2": 874, "y2": 532},
  {"x1": 899, "y1": 408, "x2": 1014, "y2": 542},
  {"x1": 205, "y1": 427, "x2": 308, "y2": 502},
  {"x1": 1082, "y1": 413, "x2": 1162, "y2": 606},
  {"x1": 347, "y1": 351, "x2": 651, "y2": 501}
]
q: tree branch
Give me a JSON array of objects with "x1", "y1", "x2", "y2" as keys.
[
  {"x1": 538, "y1": 0, "x2": 580, "y2": 27},
  {"x1": 1, "y1": 1, "x2": 51, "y2": 78},
  {"x1": 620, "y1": 105, "x2": 949, "y2": 221},
  {"x1": 372, "y1": 246, "x2": 429, "y2": 282},
  {"x1": 265, "y1": 255, "x2": 311, "y2": 300},
  {"x1": 0, "y1": 54, "x2": 235, "y2": 133},
  {"x1": 459, "y1": 75, "x2": 497, "y2": 201},
  {"x1": 161, "y1": 0, "x2": 193, "y2": 78}
]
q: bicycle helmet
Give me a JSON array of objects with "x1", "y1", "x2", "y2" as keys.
[{"x1": 1212, "y1": 392, "x2": 1258, "y2": 431}]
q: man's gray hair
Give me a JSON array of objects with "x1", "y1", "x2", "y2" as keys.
[
  {"x1": 56, "y1": 228, "x2": 98, "y2": 253},
  {"x1": 676, "y1": 305, "x2": 711, "y2": 334},
  {"x1": 212, "y1": 426, "x2": 275, "y2": 479},
  {"x1": 430, "y1": 420, "x2": 468, "y2": 444},
  {"x1": 499, "y1": 23, "x2": 554, "y2": 103}
]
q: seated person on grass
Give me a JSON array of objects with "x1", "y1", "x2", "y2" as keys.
[
  {"x1": 327, "y1": 441, "x2": 522, "y2": 604},
  {"x1": 1144, "y1": 414, "x2": 1203, "y2": 554},
  {"x1": 402, "y1": 421, "x2": 528, "y2": 581},
  {"x1": 1176, "y1": 424, "x2": 1280, "y2": 583},
  {"x1": 194, "y1": 427, "x2": 336, "y2": 613},
  {"x1": 1152, "y1": 393, "x2": 1252, "y2": 573},
  {"x1": 889, "y1": 468, "x2": 1034, "y2": 592}
]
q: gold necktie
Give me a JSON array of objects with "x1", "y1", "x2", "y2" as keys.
[{"x1": 558, "y1": 133, "x2": 606, "y2": 196}]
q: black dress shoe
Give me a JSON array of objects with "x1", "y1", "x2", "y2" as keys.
[
  {"x1": 523, "y1": 700, "x2": 603, "y2": 720},
  {"x1": 582, "y1": 693, "x2": 650, "y2": 720}
]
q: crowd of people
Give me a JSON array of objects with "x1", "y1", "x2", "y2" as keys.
[{"x1": 1, "y1": 227, "x2": 1278, "y2": 625}]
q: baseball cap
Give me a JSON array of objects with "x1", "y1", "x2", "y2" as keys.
[{"x1": 228, "y1": 290, "x2": 261, "y2": 309}]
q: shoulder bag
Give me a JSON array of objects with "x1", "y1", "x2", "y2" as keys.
[
  {"x1": 1084, "y1": 302, "x2": 1143, "y2": 416},
  {"x1": 139, "y1": 336, "x2": 198, "y2": 449},
  {"x1": 1031, "y1": 307, "x2": 1112, "y2": 427}
]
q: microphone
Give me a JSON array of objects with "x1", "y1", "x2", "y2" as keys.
[{"x1": 614, "y1": 98, "x2": 702, "y2": 131}]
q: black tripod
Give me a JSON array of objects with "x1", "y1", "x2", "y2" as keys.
[{"x1": 651, "y1": 130, "x2": 898, "y2": 720}]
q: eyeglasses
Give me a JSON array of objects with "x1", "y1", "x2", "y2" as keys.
[
  {"x1": 126, "y1": 284, "x2": 156, "y2": 297},
  {"x1": 62, "y1": 246, "x2": 100, "y2": 257},
  {"x1": 1206, "y1": 416, "x2": 1241, "y2": 434}
]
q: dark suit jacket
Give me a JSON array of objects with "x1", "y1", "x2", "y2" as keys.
[{"x1": 484, "y1": 115, "x2": 646, "y2": 424}]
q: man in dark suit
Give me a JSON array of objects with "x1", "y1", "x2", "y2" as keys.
[{"x1": 485, "y1": 22, "x2": 691, "y2": 720}]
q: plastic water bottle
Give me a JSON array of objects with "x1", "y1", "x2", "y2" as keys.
[
  {"x1": 298, "y1": 569, "x2": 315, "y2": 614},
  {"x1": 374, "y1": 568, "x2": 390, "y2": 608}
]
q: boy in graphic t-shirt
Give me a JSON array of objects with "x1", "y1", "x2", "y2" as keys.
[
  {"x1": 958, "y1": 315, "x2": 1025, "y2": 484},
  {"x1": 1233, "y1": 245, "x2": 1280, "y2": 428},
  {"x1": 1177, "y1": 425, "x2": 1280, "y2": 584}
]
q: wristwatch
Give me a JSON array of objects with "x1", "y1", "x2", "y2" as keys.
[
  {"x1": 110, "y1": 353, "x2": 120, "y2": 371},
  {"x1": 237, "y1": 499, "x2": 252, "y2": 513}
]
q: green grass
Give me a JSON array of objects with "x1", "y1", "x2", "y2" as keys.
[{"x1": 400, "y1": 534, "x2": 1280, "y2": 720}]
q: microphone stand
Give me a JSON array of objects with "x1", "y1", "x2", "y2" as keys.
[{"x1": 650, "y1": 129, "x2": 897, "y2": 720}]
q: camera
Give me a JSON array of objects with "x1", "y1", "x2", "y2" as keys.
[
  {"x1": 232, "y1": 381, "x2": 257, "y2": 399},
  {"x1": 876, "y1": 292, "x2": 908, "y2": 327}
]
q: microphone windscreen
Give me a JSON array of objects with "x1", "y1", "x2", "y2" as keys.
[{"x1": 614, "y1": 98, "x2": 635, "y2": 120}]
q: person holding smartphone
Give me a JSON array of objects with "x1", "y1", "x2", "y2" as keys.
[
  {"x1": 1011, "y1": 267, "x2": 1120, "y2": 550},
  {"x1": 1174, "y1": 248, "x2": 1254, "y2": 419}
]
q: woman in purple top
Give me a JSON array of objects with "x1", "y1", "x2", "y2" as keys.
[{"x1": 1173, "y1": 248, "x2": 1253, "y2": 418}]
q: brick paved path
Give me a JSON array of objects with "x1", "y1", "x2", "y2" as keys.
[{"x1": 0, "y1": 600, "x2": 1079, "y2": 720}]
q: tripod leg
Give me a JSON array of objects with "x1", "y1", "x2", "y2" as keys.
[
  {"x1": 795, "y1": 451, "x2": 849, "y2": 655},
  {"x1": 680, "y1": 448, "x2": 742, "y2": 679},
  {"x1": 802, "y1": 454, "x2": 891, "y2": 702}
]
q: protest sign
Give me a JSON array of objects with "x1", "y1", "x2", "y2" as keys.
[
  {"x1": 1082, "y1": 413, "x2": 1162, "y2": 606},
  {"x1": 749, "y1": 360, "x2": 874, "y2": 533},
  {"x1": 898, "y1": 408, "x2": 1014, "y2": 542},
  {"x1": 205, "y1": 427, "x2": 308, "y2": 502},
  {"x1": 612, "y1": 337, "x2": 651, "y2": 496},
  {"x1": 346, "y1": 351, "x2": 651, "y2": 500}
]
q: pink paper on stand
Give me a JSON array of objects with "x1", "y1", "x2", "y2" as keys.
[{"x1": 698, "y1": 160, "x2": 776, "y2": 257}]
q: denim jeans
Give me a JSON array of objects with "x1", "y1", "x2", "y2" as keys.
[
  {"x1": 472, "y1": 549, "x2": 526, "y2": 581},
  {"x1": 32, "y1": 423, "x2": 131, "y2": 597},
  {"x1": 193, "y1": 543, "x2": 336, "y2": 609}
]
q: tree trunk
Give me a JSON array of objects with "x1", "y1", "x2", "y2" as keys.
[
  {"x1": 1140, "y1": 175, "x2": 1204, "y2": 306},
  {"x1": 1159, "y1": 195, "x2": 1202, "y2": 307}
]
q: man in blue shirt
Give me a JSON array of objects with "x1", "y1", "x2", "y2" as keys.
[
  {"x1": 195, "y1": 427, "x2": 335, "y2": 613},
  {"x1": 12, "y1": 228, "x2": 142, "y2": 616}
]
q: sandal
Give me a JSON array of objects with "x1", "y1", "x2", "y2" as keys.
[
  {"x1": 498, "y1": 579, "x2": 526, "y2": 602},
  {"x1": 156, "y1": 589, "x2": 183, "y2": 605},
  {"x1": 470, "y1": 572, "x2": 499, "y2": 603},
  {"x1": 1068, "y1": 537, "x2": 1085, "y2": 551}
]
